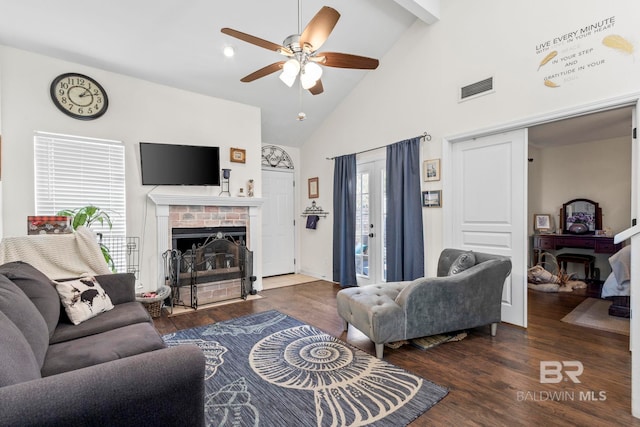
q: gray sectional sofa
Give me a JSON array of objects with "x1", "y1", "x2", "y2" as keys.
[{"x1": 0, "y1": 261, "x2": 205, "y2": 426}]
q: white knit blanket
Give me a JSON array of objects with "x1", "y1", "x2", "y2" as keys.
[{"x1": 0, "y1": 226, "x2": 111, "y2": 279}]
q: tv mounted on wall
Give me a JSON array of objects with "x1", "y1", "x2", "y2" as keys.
[{"x1": 140, "y1": 142, "x2": 221, "y2": 186}]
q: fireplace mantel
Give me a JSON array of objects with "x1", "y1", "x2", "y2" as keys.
[
  {"x1": 148, "y1": 194, "x2": 264, "y2": 209},
  {"x1": 148, "y1": 193, "x2": 264, "y2": 293}
]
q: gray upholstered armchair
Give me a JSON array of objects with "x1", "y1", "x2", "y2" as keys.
[{"x1": 336, "y1": 248, "x2": 512, "y2": 358}]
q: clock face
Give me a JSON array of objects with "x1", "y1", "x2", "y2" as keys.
[{"x1": 50, "y1": 73, "x2": 109, "y2": 120}]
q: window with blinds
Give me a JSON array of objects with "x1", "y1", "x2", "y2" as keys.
[{"x1": 34, "y1": 132, "x2": 126, "y2": 272}]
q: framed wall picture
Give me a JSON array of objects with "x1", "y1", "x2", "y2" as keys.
[
  {"x1": 424, "y1": 159, "x2": 441, "y2": 181},
  {"x1": 422, "y1": 190, "x2": 441, "y2": 207},
  {"x1": 533, "y1": 213, "x2": 552, "y2": 233},
  {"x1": 230, "y1": 147, "x2": 246, "y2": 163},
  {"x1": 308, "y1": 177, "x2": 319, "y2": 198}
]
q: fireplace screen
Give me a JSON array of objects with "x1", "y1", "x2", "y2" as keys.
[{"x1": 163, "y1": 231, "x2": 254, "y2": 310}]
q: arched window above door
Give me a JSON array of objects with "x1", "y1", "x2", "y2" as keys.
[{"x1": 262, "y1": 145, "x2": 294, "y2": 169}]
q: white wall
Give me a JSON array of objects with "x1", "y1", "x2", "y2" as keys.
[
  {"x1": 536, "y1": 136, "x2": 631, "y2": 236},
  {"x1": 299, "y1": 0, "x2": 640, "y2": 280},
  {"x1": 528, "y1": 136, "x2": 631, "y2": 275},
  {"x1": 0, "y1": 46, "x2": 262, "y2": 291}
]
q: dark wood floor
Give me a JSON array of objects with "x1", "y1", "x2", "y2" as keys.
[{"x1": 154, "y1": 281, "x2": 639, "y2": 426}]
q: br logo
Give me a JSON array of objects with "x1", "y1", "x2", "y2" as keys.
[{"x1": 540, "y1": 361, "x2": 583, "y2": 383}]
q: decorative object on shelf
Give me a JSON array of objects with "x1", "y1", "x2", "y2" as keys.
[
  {"x1": 238, "y1": 188, "x2": 245, "y2": 197},
  {"x1": 533, "y1": 214, "x2": 553, "y2": 233},
  {"x1": 308, "y1": 177, "x2": 319, "y2": 198},
  {"x1": 27, "y1": 216, "x2": 72, "y2": 235},
  {"x1": 424, "y1": 159, "x2": 441, "y2": 182},
  {"x1": 301, "y1": 200, "x2": 329, "y2": 218},
  {"x1": 561, "y1": 198, "x2": 600, "y2": 234},
  {"x1": 247, "y1": 179, "x2": 254, "y2": 197},
  {"x1": 50, "y1": 73, "x2": 108, "y2": 120},
  {"x1": 219, "y1": 168, "x2": 231, "y2": 196},
  {"x1": 230, "y1": 147, "x2": 246, "y2": 163},
  {"x1": 422, "y1": 190, "x2": 441, "y2": 207},
  {"x1": 568, "y1": 223, "x2": 589, "y2": 234}
]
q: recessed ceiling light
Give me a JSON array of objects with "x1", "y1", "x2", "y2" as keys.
[{"x1": 223, "y1": 46, "x2": 235, "y2": 58}]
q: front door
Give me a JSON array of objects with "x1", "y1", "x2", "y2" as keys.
[
  {"x1": 262, "y1": 169, "x2": 295, "y2": 276},
  {"x1": 447, "y1": 129, "x2": 528, "y2": 327}
]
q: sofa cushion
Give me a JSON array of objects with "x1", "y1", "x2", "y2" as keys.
[
  {"x1": 94, "y1": 273, "x2": 136, "y2": 305},
  {"x1": 0, "y1": 261, "x2": 60, "y2": 338},
  {"x1": 0, "y1": 310, "x2": 42, "y2": 386},
  {"x1": 41, "y1": 322, "x2": 167, "y2": 376},
  {"x1": 0, "y1": 275, "x2": 49, "y2": 368},
  {"x1": 448, "y1": 251, "x2": 476, "y2": 275},
  {"x1": 50, "y1": 301, "x2": 151, "y2": 344},
  {"x1": 54, "y1": 276, "x2": 114, "y2": 325}
]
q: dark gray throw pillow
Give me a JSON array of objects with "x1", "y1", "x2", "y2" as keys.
[{"x1": 448, "y1": 251, "x2": 476, "y2": 275}]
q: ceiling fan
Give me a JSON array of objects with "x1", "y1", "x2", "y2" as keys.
[{"x1": 221, "y1": 6, "x2": 379, "y2": 95}]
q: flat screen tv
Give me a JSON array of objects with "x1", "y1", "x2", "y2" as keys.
[{"x1": 140, "y1": 142, "x2": 220, "y2": 186}]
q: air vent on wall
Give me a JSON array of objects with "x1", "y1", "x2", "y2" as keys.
[{"x1": 459, "y1": 77, "x2": 494, "y2": 102}]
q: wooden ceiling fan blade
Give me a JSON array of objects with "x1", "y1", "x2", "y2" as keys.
[
  {"x1": 317, "y1": 52, "x2": 379, "y2": 69},
  {"x1": 299, "y1": 6, "x2": 340, "y2": 51},
  {"x1": 240, "y1": 62, "x2": 285, "y2": 82},
  {"x1": 221, "y1": 28, "x2": 292, "y2": 56},
  {"x1": 308, "y1": 79, "x2": 324, "y2": 95}
]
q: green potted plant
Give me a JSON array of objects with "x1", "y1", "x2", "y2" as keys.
[{"x1": 56, "y1": 205, "x2": 116, "y2": 271}]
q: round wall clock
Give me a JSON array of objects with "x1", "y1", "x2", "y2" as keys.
[{"x1": 50, "y1": 73, "x2": 109, "y2": 120}]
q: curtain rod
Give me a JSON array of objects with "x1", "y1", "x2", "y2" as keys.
[{"x1": 326, "y1": 132, "x2": 431, "y2": 160}]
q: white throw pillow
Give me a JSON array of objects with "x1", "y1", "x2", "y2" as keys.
[{"x1": 54, "y1": 276, "x2": 114, "y2": 325}]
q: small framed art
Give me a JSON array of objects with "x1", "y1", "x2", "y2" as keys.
[
  {"x1": 308, "y1": 177, "x2": 319, "y2": 198},
  {"x1": 422, "y1": 190, "x2": 441, "y2": 207},
  {"x1": 424, "y1": 159, "x2": 440, "y2": 181},
  {"x1": 533, "y1": 214, "x2": 552, "y2": 233},
  {"x1": 230, "y1": 147, "x2": 246, "y2": 163}
]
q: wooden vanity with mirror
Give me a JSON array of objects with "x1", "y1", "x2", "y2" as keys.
[
  {"x1": 532, "y1": 198, "x2": 627, "y2": 316},
  {"x1": 533, "y1": 198, "x2": 620, "y2": 265}
]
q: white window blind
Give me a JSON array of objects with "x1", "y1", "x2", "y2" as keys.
[{"x1": 34, "y1": 131, "x2": 126, "y2": 272}]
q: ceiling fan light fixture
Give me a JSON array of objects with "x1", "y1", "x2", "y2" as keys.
[
  {"x1": 300, "y1": 72, "x2": 315, "y2": 90},
  {"x1": 303, "y1": 61, "x2": 322, "y2": 82},
  {"x1": 279, "y1": 70, "x2": 297, "y2": 87},
  {"x1": 282, "y1": 58, "x2": 301, "y2": 76}
]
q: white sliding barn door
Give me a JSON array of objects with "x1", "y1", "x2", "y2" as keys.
[{"x1": 448, "y1": 129, "x2": 528, "y2": 327}]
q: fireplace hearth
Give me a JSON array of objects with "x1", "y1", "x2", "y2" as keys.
[{"x1": 164, "y1": 227, "x2": 254, "y2": 310}]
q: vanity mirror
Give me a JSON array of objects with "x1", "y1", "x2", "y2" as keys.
[{"x1": 561, "y1": 198, "x2": 601, "y2": 234}]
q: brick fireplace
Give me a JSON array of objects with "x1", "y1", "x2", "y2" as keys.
[{"x1": 148, "y1": 194, "x2": 264, "y2": 301}]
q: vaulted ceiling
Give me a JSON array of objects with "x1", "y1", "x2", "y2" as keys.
[{"x1": 0, "y1": 0, "x2": 423, "y2": 146}]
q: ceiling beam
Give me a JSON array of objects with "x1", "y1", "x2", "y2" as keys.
[{"x1": 393, "y1": 0, "x2": 440, "y2": 24}]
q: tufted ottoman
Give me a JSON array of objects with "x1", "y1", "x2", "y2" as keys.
[{"x1": 336, "y1": 282, "x2": 409, "y2": 358}]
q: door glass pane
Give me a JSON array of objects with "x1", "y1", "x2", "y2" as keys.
[
  {"x1": 381, "y1": 169, "x2": 387, "y2": 282},
  {"x1": 355, "y1": 171, "x2": 369, "y2": 277}
]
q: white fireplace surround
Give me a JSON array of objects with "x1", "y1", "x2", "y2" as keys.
[{"x1": 148, "y1": 194, "x2": 265, "y2": 293}]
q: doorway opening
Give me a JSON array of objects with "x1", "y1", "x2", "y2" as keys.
[{"x1": 527, "y1": 106, "x2": 633, "y2": 322}]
